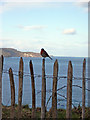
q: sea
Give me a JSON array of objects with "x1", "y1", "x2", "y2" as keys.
[{"x1": 2, "y1": 57, "x2": 89, "y2": 110}]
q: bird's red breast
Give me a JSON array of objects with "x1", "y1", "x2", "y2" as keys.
[{"x1": 40, "y1": 49, "x2": 43, "y2": 55}]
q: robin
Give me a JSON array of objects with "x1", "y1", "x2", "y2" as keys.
[{"x1": 40, "y1": 48, "x2": 52, "y2": 60}]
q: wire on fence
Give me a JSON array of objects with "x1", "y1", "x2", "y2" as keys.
[{"x1": 1, "y1": 69, "x2": 90, "y2": 82}]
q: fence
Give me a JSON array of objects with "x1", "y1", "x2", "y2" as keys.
[
  {"x1": 0, "y1": 55, "x2": 90, "y2": 119},
  {"x1": 0, "y1": 55, "x2": 3, "y2": 120}
]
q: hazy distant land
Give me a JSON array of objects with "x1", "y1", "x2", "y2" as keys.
[{"x1": 0, "y1": 48, "x2": 41, "y2": 57}]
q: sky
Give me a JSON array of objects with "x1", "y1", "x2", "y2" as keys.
[{"x1": 0, "y1": 0, "x2": 89, "y2": 57}]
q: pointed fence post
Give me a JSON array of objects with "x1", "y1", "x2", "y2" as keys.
[
  {"x1": 66, "y1": 61, "x2": 73, "y2": 119},
  {"x1": 18, "y1": 57, "x2": 23, "y2": 119},
  {"x1": 82, "y1": 58, "x2": 86, "y2": 119},
  {"x1": 30, "y1": 60, "x2": 36, "y2": 118},
  {"x1": 9, "y1": 68, "x2": 15, "y2": 118},
  {"x1": 52, "y1": 59, "x2": 58, "y2": 118},
  {"x1": 0, "y1": 55, "x2": 3, "y2": 120},
  {"x1": 41, "y1": 58, "x2": 46, "y2": 119}
]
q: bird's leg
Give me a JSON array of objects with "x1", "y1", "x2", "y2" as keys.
[{"x1": 43, "y1": 57, "x2": 45, "y2": 60}]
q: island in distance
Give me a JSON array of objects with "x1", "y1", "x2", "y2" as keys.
[{"x1": 0, "y1": 48, "x2": 41, "y2": 57}]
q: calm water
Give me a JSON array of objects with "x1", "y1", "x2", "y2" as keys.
[{"x1": 2, "y1": 57, "x2": 89, "y2": 110}]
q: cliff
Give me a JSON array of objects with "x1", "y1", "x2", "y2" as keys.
[{"x1": 0, "y1": 48, "x2": 41, "y2": 57}]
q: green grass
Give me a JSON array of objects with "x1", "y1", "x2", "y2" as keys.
[
  {"x1": 2, "y1": 105, "x2": 90, "y2": 119},
  {"x1": 58, "y1": 109, "x2": 66, "y2": 118}
]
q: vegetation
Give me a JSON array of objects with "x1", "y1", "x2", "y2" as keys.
[{"x1": 2, "y1": 105, "x2": 90, "y2": 119}]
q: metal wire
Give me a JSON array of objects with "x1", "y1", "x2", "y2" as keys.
[{"x1": 1, "y1": 70, "x2": 90, "y2": 82}]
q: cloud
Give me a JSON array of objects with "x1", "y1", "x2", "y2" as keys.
[
  {"x1": 75, "y1": 2, "x2": 88, "y2": 9},
  {"x1": 17, "y1": 25, "x2": 47, "y2": 31},
  {"x1": 1, "y1": 0, "x2": 90, "y2": 2},
  {"x1": 1, "y1": 1, "x2": 89, "y2": 14},
  {"x1": 74, "y1": 1, "x2": 89, "y2": 12},
  {"x1": 0, "y1": 37, "x2": 45, "y2": 52},
  {"x1": 0, "y1": 0, "x2": 79, "y2": 2},
  {"x1": 63, "y1": 28, "x2": 76, "y2": 35},
  {"x1": 0, "y1": 2, "x2": 62, "y2": 14},
  {"x1": 0, "y1": 37, "x2": 12, "y2": 48}
]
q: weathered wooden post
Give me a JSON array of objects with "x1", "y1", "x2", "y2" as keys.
[
  {"x1": 41, "y1": 58, "x2": 46, "y2": 119},
  {"x1": 1, "y1": 55, "x2": 3, "y2": 72},
  {"x1": 66, "y1": 61, "x2": 73, "y2": 119},
  {"x1": 30, "y1": 60, "x2": 36, "y2": 118},
  {"x1": 0, "y1": 58, "x2": 2, "y2": 120},
  {"x1": 9, "y1": 68, "x2": 15, "y2": 118},
  {"x1": 18, "y1": 57, "x2": 23, "y2": 118},
  {"x1": 82, "y1": 58, "x2": 86, "y2": 119},
  {"x1": 0, "y1": 55, "x2": 3, "y2": 120},
  {"x1": 52, "y1": 59, "x2": 58, "y2": 118}
]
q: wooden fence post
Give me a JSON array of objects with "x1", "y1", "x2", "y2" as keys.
[
  {"x1": 9, "y1": 68, "x2": 15, "y2": 118},
  {"x1": 1, "y1": 55, "x2": 3, "y2": 72},
  {"x1": 41, "y1": 58, "x2": 46, "y2": 119},
  {"x1": 30, "y1": 60, "x2": 36, "y2": 118},
  {"x1": 82, "y1": 58, "x2": 86, "y2": 119},
  {"x1": 52, "y1": 59, "x2": 58, "y2": 118},
  {"x1": 66, "y1": 61, "x2": 73, "y2": 119},
  {"x1": 18, "y1": 57, "x2": 23, "y2": 118},
  {"x1": 0, "y1": 55, "x2": 3, "y2": 120}
]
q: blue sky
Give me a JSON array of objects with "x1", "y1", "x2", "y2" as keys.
[{"x1": 0, "y1": 1, "x2": 88, "y2": 57}]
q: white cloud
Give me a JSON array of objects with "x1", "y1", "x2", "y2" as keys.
[
  {"x1": 0, "y1": 41, "x2": 3, "y2": 47},
  {"x1": 77, "y1": 0, "x2": 89, "y2": 2},
  {"x1": 0, "y1": 37, "x2": 13, "y2": 48},
  {"x1": 0, "y1": 6, "x2": 3, "y2": 14},
  {"x1": 0, "y1": 1, "x2": 89, "y2": 14},
  {"x1": 63, "y1": 28, "x2": 76, "y2": 35},
  {"x1": 75, "y1": 2, "x2": 88, "y2": 9},
  {"x1": 0, "y1": 2, "x2": 62, "y2": 14},
  {"x1": 0, "y1": 37, "x2": 44, "y2": 52},
  {"x1": 17, "y1": 25, "x2": 47, "y2": 31},
  {"x1": 1, "y1": 0, "x2": 90, "y2": 2},
  {"x1": 74, "y1": 1, "x2": 90, "y2": 12}
]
